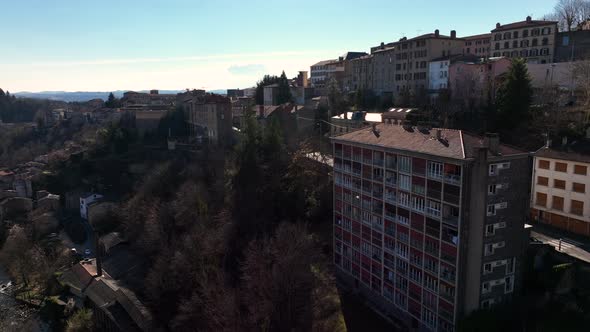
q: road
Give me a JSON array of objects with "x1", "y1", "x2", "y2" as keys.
[
  {"x1": 59, "y1": 216, "x2": 95, "y2": 259},
  {"x1": 531, "y1": 228, "x2": 590, "y2": 264}
]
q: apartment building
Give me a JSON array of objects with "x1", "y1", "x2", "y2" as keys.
[
  {"x1": 368, "y1": 30, "x2": 465, "y2": 101},
  {"x1": 332, "y1": 125, "x2": 530, "y2": 331},
  {"x1": 463, "y1": 34, "x2": 492, "y2": 57},
  {"x1": 346, "y1": 55, "x2": 374, "y2": 93},
  {"x1": 531, "y1": 139, "x2": 590, "y2": 236},
  {"x1": 491, "y1": 16, "x2": 558, "y2": 64},
  {"x1": 371, "y1": 46, "x2": 396, "y2": 96},
  {"x1": 428, "y1": 54, "x2": 480, "y2": 95},
  {"x1": 183, "y1": 94, "x2": 232, "y2": 146},
  {"x1": 554, "y1": 30, "x2": 590, "y2": 62},
  {"x1": 310, "y1": 59, "x2": 341, "y2": 88}
]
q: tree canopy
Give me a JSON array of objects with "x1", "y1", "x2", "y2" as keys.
[{"x1": 495, "y1": 58, "x2": 533, "y2": 130}]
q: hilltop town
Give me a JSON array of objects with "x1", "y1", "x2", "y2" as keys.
[{"x1": 3, "y1": 2, "x2": 590, "y2": 332}]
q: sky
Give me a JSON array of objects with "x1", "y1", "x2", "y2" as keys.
[{"x1": 0, "y1": 0, "x2": 556, "y2": 92}]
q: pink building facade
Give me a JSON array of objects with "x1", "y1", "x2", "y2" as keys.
[{"x1": 448, "y1": 57, "x2": 511, "y2": 107}]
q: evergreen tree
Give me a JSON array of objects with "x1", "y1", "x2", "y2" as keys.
[
  {"x1": 277, "y1": 71, "x2": 292, "y2": 104},
  {"x1": 495, "y1": 58, "x2": 533, "y2": 130},
  {"x1": 105, "y1": 92, "x2": 119, "y2": 108},
  {"x1": 255, "y1": 75, "x2": 280, "y2": 105}
]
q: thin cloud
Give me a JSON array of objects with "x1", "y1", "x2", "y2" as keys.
[
  {"x1": 17, "y1": 51, "x2": 328, "y2": 67},
  {"x1": 228, "y1": 64, "x2": 266, "y2": 76}
]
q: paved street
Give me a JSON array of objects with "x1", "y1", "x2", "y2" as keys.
[{"x1": 531, "y1": 225, "x2": 590, "y2": 264}]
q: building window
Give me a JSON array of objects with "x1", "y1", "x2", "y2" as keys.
[
  {"x1": 552, "y1": 196, "x2": 564, "y2": 211},
  {"x1": 513, "y1": 31, "x2": 519, "y2": 38},
  {"x1": 537, "y1": 176, "x2": 549, "y2": 186},
  {"x1": 571, "y1": 200, "x2": 584, "y2": 216},
  {"x1": 503, "y1": 32, "x2": 511, "y2": 39},
  {"x1": 495, "y1": 43, "x2": 500, "y2": 50},
  {"x1": 532, "y1": 39, "x2": 538, "y2": 47},
  {"x1": 504, "y1": 41, "x2": 510, "y2": 49},
  {"x1": 523, "y1": 29, "x2": 529, "y2": 37},
  {"x1": 506, "y1": 258, "x2": 515, "y2": 274},
  {"x1": 536, "y1": 192, "x2": 548, "y2": 207},
  {"x1": 512, "y1": 40, "x2": 518, "y2": 48},
  {"x1": 486, "y1": 224, "x2": 495, "y2": 236},
  {"x1": 488, "y1": 184, "x2": 497, "y2": 195},
  {"x1": 486, "y1": 205, "x2": 496, "y2": 216},
  {"x1": 555, "y1": 162, "x2": 568, "y2": 172},
  {"x1": 573, "y1": 182, "x2": 586, "y2": 193},
  {"x1": 539, "y1": 159, "x2": 550, "y2": 169},
  {"x1": 563, "y1": 36, "x2": 570, "y2": 46},
  {"x1": 482, "y1": 281, "x2": 491, "y2": 294},
  {"x1": 554, "y1": 179, "x2": 566, "y2": 189},
  {"x1": 574, "y1": 165, "x2": 587, "y2": 175},
  {"x1": 484, "y1": 263, "x2": 493, "y2": 274},
  {"x1": 505, "y1": 276, "x2": 514, "y2": 293},
  {"x1": 532, "y1": 28, "x2": 540, "y2": 36},
  {"x1": 489, "y1": 164, "x2": 497, "y2": 176}
]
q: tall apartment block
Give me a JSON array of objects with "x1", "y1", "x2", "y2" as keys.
[
  {"x1": 332, "y1": 124, "x2": 531, "y2": 331},
  {"x1": 531, "y1": 139, "x2": 590, "y2": 236}
]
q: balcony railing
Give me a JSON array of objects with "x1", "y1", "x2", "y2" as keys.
[
  {"x1": 444, "y1": 193, "x2": 460, "y2": 205},
  {"x1": 443, "y1": 215, "x2": 459, "y2": 226},
  {"x1": 444, "y1": 174, "x2": 461, "y2": 184},
  {"x1": 427, "y1": 171, "x2": 443, "y2": 180},
  {"x1": 374, "y1": 159, "x2": 384, "y2": 167}
]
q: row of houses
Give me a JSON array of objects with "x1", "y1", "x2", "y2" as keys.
[
  {"x1": 311, "y1": 16, "x2": 590, "y2": 103},
  {"x1": 331, "y1": 119, "x2": 590, "y2": 331}
]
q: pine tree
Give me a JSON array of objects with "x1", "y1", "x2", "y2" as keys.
[
  {"x1": 105, "y1": 92, "x2": 118, "y2": 108},
  {"x1": 495, "y1": 58, "x2": 533, "y2": 129},
  {"x1": 277, "y1": 71, "x2": 292, "y2": 104}
]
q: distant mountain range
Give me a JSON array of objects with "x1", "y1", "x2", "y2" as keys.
[{"x1": 14, "y1": 89, "x2": 228, "y2": 102}]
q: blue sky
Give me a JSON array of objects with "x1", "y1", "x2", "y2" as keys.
[{"x1": 0, "y1": 0, "x2": 555, "y2": 92}]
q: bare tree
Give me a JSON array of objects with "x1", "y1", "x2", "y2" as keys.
[
  {"x1": 571, "y1": 59, "x2": 590, "y2": 121},
  {"x1": 550, "y1": 0, "x2": 590, "y2": 31}
]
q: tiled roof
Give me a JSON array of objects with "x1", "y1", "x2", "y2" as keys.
[
  {"x1": 408, "y1": 33, "x2": 464, "y2": 41},
  {"x1": 492, "y1": 20, "x2": 558, "y2": 32},
  {"x1": 332, "y1": 124, "x2": 526, "y2": 160},
  {"x1": 462, "y1": 33, "x2": 492, "y2": 40}
]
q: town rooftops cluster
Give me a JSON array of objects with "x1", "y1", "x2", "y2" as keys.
[{"x1": 332, "y1": 123, "x2": 526, "y2": 160}]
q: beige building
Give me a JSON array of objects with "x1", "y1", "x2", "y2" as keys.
[
  {"x1": 184, "y1": 94, "x2": 232, "y2": 146},
  {"x1": 491, "y1": 16, "x2": 558, "y2": 64},
  {"x1": 531, "y1": 139, "x2": 590, "y2": 237},
  {"x1": 346, "y1": 55, "x2": 374, "y2": 93},
  {"x1": 368, "y1": 30, "x2": 465, "y2": 101},
  {"x1": 463, "y1": 33, "x2": 491, "y2": 57}
]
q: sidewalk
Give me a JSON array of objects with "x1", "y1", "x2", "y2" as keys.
[{"x1": 530, "y1": 222, "x2": 590, "y2": 264}]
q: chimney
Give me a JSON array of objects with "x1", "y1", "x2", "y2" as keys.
[
  {"x1": 496, "y1": 23, "x2": 501, "y2": 29},
  {"x1": 436, "y1": 129, "x2": 442, "y2": 140},
  {"x1": 94, "y1": 234, "x2": 102, "y2": 277},
  {"x1": 339, "y1": 56, "x2": 344, "y2": 61},
  {"x1": 526, "y1": 16, "x2": 532, "y2": 22},
  {"x1": 484, "y1": 133, "x2": 500, "y2": 155},
  {"x1": 381, "y1": 42, "x2": 385, "y2": 49},
  {"x1": 562, "y1": 136, "x2": 568, "y2": 146},
  {"x1": 435, "y1": 29, "x2": 440, "y2": 38},
  {"x1": 451, "y1": 30, "x2": 457, "y2": 39}
]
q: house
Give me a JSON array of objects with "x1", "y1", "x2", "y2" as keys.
[
  {"x1": 183, "y1": 93, "x2": 232, "y2": 147},
  {"x1": 531, "y1": 137, "x2": 590, "y2": 236},
  {"x1": 332, "y1": 125, "x2": 531, "y2": 331},
  {"x1": 263, "y1": 84, "x2": 280, "y2": 106},
  {"x1": 330, "y1": 108, "x2": 416, "y2": 136},
  {"x1": 80, "y1": 193, "x2": 104, "y2": 220},
  {"x1": 59, "y1": 244, "x2": 152, "y2": 332}
]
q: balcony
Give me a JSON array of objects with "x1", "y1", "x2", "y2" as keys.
[
  {"x1": 412, "y1": 185, "x2": 425, "y2": 195},
  {"x1": 443, "y1": 215, "x2": 458, "y2": 227},
  {"x1": 385, "y1": 226, "x2": 395, "y2": 237},
  {"x1": 352, "y1": 154, "x2": 362, "y2": 162},
  {"x1": 374, "y1": 158, "x2": 384, "y2": 167},
  {"x1": 443, "y1": 193, "x2": 460, "y2": 206},
  {"x1": 385, "y1": 194, "x2": 397, "y2": 204},
  {"x1": 444, "y1": 173, "x2": 461, "y2": 185},
  {"x1": 427, "y1": 171, "x2": 443, "y2": 180}
]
